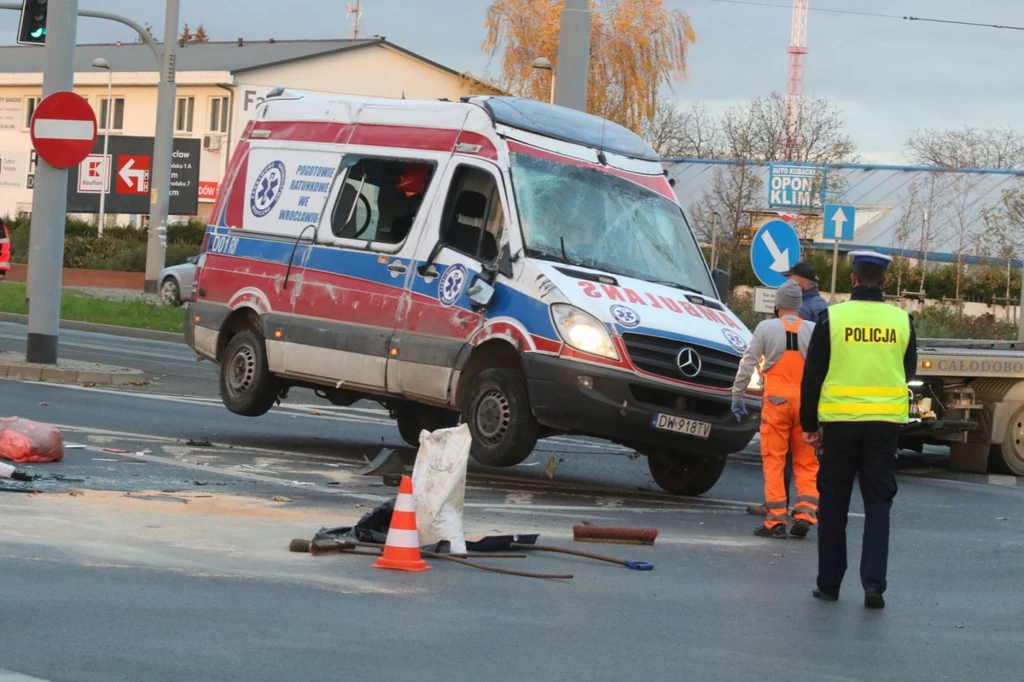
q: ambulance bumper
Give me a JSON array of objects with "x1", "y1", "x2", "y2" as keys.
[{"x1": 523, "y1": 354, "x2": 759, "y2": 457}]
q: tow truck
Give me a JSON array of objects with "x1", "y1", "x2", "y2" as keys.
[{"x1": 903, "y1": 338, "x2": 1024, "y2": 475}]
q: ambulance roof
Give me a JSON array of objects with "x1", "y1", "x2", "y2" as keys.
[{"x1": 477, "y1": 97, "x2": 660, "y2": 163}]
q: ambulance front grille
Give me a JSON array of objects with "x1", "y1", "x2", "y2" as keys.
[{"x1": 622, "y1": 333, "x2": 739, "y2": 389}]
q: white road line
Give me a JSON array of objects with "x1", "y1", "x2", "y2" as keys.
[{"x1": 0, "y1": 671, "x2": 54, "y2": 682}]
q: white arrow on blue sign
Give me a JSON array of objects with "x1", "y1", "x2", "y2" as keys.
[
  {"x1": 751, "y1": 219, "x2": 801, "y2": 287},
  {"x1": 823, "y1": 204, "x2": 856, "y2": 241}
]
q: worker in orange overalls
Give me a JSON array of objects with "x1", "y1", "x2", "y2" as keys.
[
  {"x1": 731, "y1": 280, "x2": 819, "y2": 538},
  {"x1": 0, "y1": 218, "x2": 10, "y2": 281}
]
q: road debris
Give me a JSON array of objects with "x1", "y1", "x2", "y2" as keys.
[
  {"x1": 272, "y1": 495, "x2": 292, "y2": 502},
  {"x1": 356, "y1": 447, "x2": 404, "y2": 476},
  {"x1": 0, "y1": 417, "x2": 65, "y2": 463},
  {"x1": 186, "y1": 438, "x2": 212, "y2": 447},
  {"x1": 544, "y1": 456, "x2": 558, "y2": 479},
  {"x1": 102, "y1": 448, "x2": 131, "y2": 454}
]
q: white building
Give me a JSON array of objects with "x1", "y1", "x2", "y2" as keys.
[{"x1": 0, "y1": 37, "x2": 496, "y2": 222}]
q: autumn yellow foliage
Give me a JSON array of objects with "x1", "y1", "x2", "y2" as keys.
[{"x1": 483, "y1": 0, "x2": 696, "y2": 133}]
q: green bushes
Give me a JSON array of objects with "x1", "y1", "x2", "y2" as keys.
[
  {"x1": 2, "y1": 215, "x2": 204, "y2": 271},
  {"x1": 912, "y1": 304, "x2": 1017, "y2": 340}
]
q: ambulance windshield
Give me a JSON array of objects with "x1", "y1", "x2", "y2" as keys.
[{"x1": 510, "y1": 152, "x2": 714, "y2": 296}]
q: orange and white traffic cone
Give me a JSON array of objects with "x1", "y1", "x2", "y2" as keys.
[{"x1": 373, "y1": 475, "x2": 431, "y2": 573}]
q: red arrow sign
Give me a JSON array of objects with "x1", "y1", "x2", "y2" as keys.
[
  {"x1": 30, "y1": 92, "x2": 97, "y2": 169},
  {"x1": 116, "y1": 155, "x2": 150, "y2": 195}
]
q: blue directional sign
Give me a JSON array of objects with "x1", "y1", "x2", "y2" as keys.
[
  {"x1": 823, "y1": 204, "x2": 856, "y2": 241},
  {"x1": 751, "y1": 219, "x2": 801, "y2": 287}
]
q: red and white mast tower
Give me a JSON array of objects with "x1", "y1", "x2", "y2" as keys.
[{"x1": 784, "y1": 0, "x2": 808, "y2": 160}]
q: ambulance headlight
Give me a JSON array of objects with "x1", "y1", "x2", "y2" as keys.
[{"x1": 551, "y1": 304, "x2": 619, "y2": 361}]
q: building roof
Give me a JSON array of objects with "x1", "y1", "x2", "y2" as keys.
[
  {"x1": 0, "y1": 38, "x2": 461, "y2": 76},
  {"x1": 666, "y1": 159, "x2": 1024, "y2": 264}
]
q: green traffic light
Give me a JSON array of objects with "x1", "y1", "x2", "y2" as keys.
[{"x1": 30, "y1": 27, "x2": 46, "y2": 38}]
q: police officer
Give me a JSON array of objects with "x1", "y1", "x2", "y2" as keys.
[{"x1": 801, "y1": 251, "x2": 916, "y2": 610}]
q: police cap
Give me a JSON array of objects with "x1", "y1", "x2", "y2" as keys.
[{"x1": 849, "y1": 251, "x2": 892, "y2": 269}]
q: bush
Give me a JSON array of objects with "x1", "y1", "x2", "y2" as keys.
[
  {"x1": 912, "y1": 303, "x2": 1017, "y2": 340},
  {"x1": 3, "y1": 215, "x2": 204, "y2": 271}
]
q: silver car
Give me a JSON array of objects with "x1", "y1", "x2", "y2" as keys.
[{"x1": 159, "y1": 255, "x2": 198, "y2": 305}]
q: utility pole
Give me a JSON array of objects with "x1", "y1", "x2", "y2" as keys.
[
  {"x1": 143, "y1": 0, "x2": 179, "y2": 294},
  {"x1": 554, "y1": 0, "x2": 591, "y2": 112},
  {"x1": 25, "y1": 0, "x2": 78, "y2": 364}
]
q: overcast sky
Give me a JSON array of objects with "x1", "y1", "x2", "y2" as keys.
[{"x1": 2, "y1": 0, "x2": 1022, "y2": 163}]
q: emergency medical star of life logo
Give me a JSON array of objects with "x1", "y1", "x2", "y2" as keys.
[
  {"x1": 722, "y1": 328, "x2": 747, "y2": 353},
  {"x1": 249, "y1": 161, "x2": 286, "y2": 218},
  {"x1": 610, "y1": 305, "x2": 640, "y2": 328},
  {"x1": 439, "y1": 264, "x2": 468, "y2": 307}
]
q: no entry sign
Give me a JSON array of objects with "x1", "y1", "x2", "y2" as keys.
[{"x1": 30, "y1": 91, "x2": 97, "y2": 169}]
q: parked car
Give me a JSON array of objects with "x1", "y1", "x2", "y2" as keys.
[{"x1": 159, "y1": 255, "x2": 198, "y2": 305}]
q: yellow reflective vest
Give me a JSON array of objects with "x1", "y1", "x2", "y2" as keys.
[{"x1": 819, "y1": 300, "x2": 910, "y2": 424}]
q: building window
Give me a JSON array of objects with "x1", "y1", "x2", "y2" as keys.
[
  {"x1": 209, "y1": 96, "x2": 228, "y2": 133},
  {"x1": 24, "y1": 96, "x2": 40, "y2": 129},
  {"x1": 175, "y1": 96, "x2": 195, "y2": 133},
  {"x1": 98, "y1": 97, "x2": 125, "y2": 131}
]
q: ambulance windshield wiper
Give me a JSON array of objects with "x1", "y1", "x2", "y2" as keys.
[{"x1": 653, "y1": 280, "x2": 703, "y2": 295}]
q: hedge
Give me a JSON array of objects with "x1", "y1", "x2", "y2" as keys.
[{"x1": 3, "y1": 215, "x2": 204, "y2": 271}]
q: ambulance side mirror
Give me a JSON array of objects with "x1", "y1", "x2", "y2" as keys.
[
  {"x1": 497, "y1": 243, "x2": 513, "y2": 279},
  {"x1": 712, "y1": 268, "x2": 730, "y2": 303},
  {"x1": 468, "y1": 276, "x2": 495, "y2": 309}
]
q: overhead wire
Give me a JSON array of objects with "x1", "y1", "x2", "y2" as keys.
[{"x1": 701, "y1": 0, "x2": 1024, "y2": 31}]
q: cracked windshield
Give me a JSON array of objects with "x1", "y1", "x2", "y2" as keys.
[{"x1": 511, "y1": 152, "x2": 715, "y2": 296}]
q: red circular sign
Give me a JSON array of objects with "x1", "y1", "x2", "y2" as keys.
[{"x1": 30, "y1": 91, "x2": 97, "y2": 169}]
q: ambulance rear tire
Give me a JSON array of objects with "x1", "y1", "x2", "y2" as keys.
[
  {"x1": 219, "y1": 330, "x2": 279, "y2": 417},
  {"x1": 646, "y1": 452, "x2": 727, "y2": 496},
  {"x1": 464, "y1": 368, "x2": 538, "y2": 467}
]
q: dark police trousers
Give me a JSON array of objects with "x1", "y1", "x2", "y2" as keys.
[{"x1": 817, "y1": 422, "x2": 900, "y2": 594}]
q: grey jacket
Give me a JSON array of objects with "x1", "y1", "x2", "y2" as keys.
[{"x1": 731, "y1": 315, "x2": 815, "y2": 400}]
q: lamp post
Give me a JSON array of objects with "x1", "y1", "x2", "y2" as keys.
[
  {"x1": 531, "y1": 57, "x2": 556, "y2": 104},
  {"x1": 92, "y1": 57, "x2": 112, "y2": 237}
]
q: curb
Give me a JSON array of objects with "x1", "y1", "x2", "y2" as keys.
[
  {"x1": 0, "y1": 361, "x2": 145, "y2": 386},
  {"x1": 0, "y1": 313, "x2": 184, "y2": 344}
]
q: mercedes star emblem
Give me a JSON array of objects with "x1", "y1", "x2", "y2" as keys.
[{"x1": 676, "y1": 347, "x2": 702, "y2": 378}]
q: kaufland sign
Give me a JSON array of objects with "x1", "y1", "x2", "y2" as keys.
[{"x1": 768, "y1": 163, "x2": 822, "y2": 209}]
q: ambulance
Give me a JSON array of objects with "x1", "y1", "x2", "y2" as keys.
[{"x1": 185, "y1": 90, "x2": 760, "y2": 495}]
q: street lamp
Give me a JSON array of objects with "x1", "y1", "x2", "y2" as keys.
[
  {"x1": 92, "y1": 57, "x2": 112, "y2": 238},
  {"x1": 531, "y1": 57, "x2": 556, "y2": 104}
]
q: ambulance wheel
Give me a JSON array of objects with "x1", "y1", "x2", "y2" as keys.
[
  {"x1": 395, "y1": 406, "x2": 460, "y2": 448},
  {"x1": 991, "y1": 405, "x2": 1024, "y2": 475},
  {"x1": 219, "y1": 330, "x2": 279, "y2": 417},
  {"x1": 646, "y1": 452, "x2": 727, "y2": 496},
  {"x1": 464, "y1": 368, "x2": 538, "y2": 467}
]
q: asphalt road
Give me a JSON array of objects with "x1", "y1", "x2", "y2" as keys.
[{"x1": 2, "y1": 323, "x2": 1023, "y2": 680}]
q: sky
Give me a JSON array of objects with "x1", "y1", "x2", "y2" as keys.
[{"x1": 2, "y1": 0, "x2": 1023, "y2": 164}]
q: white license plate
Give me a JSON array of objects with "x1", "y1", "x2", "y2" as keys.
[{"x1": 651, "y1": 413, "x2": 712, "y2": 439}]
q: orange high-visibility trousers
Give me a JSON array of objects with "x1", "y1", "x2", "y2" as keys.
[
  {"x1": 760, "y1": 317, "x2": 819, "y2": 529},
  {"x1": 760, "y1": 396, "x2": 819, "y2": 528}
]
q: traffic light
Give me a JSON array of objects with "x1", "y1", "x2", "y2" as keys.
[{"x1": 17, "y1": 0, "x2": 48, "y2": 46}]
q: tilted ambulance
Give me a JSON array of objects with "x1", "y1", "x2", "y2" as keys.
[{"x1": 185, "y1": 91, "x2": 760, "y2": 495}]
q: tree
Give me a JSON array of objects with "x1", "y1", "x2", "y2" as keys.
[
  {"x1": 723, "y1": 92, "x2": 856, "y2": 164},
  {"x1": 642, "y1": 98, "x2": 723, "y2": 159},
  {"x1": 904, "y1": 126, "x2": 1024, "y2": 169},
  {"x1": 689, "y1": 161, "x2": 761, "y2": 270},
  {"x1": 483, "y1": 0, "x2": 696, "y2": 132},
  {"x1": 889, "y1": 181, "x2": 922, "y2": 294},
  {"x1": 982, "y1": 181, "x2": 1024, "y2": 301}
]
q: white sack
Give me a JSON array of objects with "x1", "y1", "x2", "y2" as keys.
[{"x1": 411, "y1": 423, "x2": 471, "y2": 554}]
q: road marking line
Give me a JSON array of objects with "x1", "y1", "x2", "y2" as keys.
[{"x1": 0, "y1": 670, "x2": 54, "y2": 682}]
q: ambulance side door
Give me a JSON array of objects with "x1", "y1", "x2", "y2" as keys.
[
  {"x1": 390, "y1": 157, "x2": 510, "y2": 402},
  {"x1": 286, "y1": 153, "x2": 442, "y2": 391}
]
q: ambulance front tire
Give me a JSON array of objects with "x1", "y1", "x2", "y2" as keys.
[
  {"x1": 219, "y1": 330, "x2": 280, "y2": 417},
  {"x1": 645, "y1": 451, "x2": 727, "y2": 496},
  {"x1": 463, "y1": 368, "x2": 539, "y2": 467}
]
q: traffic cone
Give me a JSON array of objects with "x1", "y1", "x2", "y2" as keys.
[{"x1": 373, "y1": 475, "x2": 431, "y2": 572}]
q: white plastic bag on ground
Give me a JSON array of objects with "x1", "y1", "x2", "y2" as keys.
[{"x1": 411, "y1": 423, "x2": 471, "y2": 554}]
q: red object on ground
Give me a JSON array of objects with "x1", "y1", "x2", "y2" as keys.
[{"x1": 0, "y1": 417, "x2": 65, "y2": 463}]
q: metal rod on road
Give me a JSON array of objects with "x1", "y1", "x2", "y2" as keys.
[
  {"x1": 25, "y1": 0, "x2": 79, "y2": 364},
  {"x1": 144, "y1": 0, "x2": 179, "y2": 294}
]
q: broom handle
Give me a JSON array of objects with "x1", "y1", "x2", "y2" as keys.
[{"x1": 511, "y1": 543, "x2": 625, "y2": 566}]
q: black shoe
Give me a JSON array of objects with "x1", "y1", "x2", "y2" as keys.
[
  {"x1": 790, "y1": 520, "x2": 811, "y2": 538},
  {"x1": 813, "y1": 588, "x2": 839, "y2": 602},
  {"x1": 746, "y1": 504, "x2": 767, "y2": 516},
  {"x1": 864, "y1": 589, "x2": 885, "y2": 609},
  {"x1": 754, "y1": 524, "x2": 787, "y2": 539}
]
